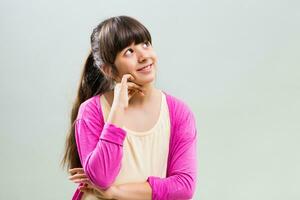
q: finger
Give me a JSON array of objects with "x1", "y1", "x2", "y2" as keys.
[
  {"x1": 128, "y1": 88, "x2": 138, "y2": 95},
  {"x1": 78, "y1": 184, "x2": 88, "y2": 190},
  {"x1": 68, "y1": 168, "x2": 84, "y2": 174},
  {"x1": 73, "y1": 178, "x2": 91, "y2": 184},
  {"x1": 121, "y1": 74, "x2": 135, "y2": 86},
  {"x1": 127, "y1": 82, "x2": 143, "y2": 92},
  {"x1": 120, "y1": 75, "x2": 130, "y2": 86},
  {"x1": 128, "y1": 90, "x2": 138, "y2": 100},
  {"x1": 80, "y1": 185, "x2": 105, "y2": 196},
  {"x1": 123, "y1": 73, "x2": 135, "y2": 81},
  {"x1": 128, "y1": 88, "x2": 145, "y2": 98},
  {"x1": 127, "y1": 74, "x2": 135, "y2": 82},
  {"x1": 68, "y1": 173, "x2": 88, "y2": 180},
  {"x1": 69, "y1": 167, "x2": 84, "y2": 172},
  {"x1": 79, "y1": 187, "x2": 94, "y2": 193},
  {"x1": 126, "y1": 81, "x2": 142, "y2": 88},
  {"x1": 138, "y1": 90, "x2": 145, "y2": 96}
]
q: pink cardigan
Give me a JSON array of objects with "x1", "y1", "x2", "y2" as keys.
[{"x1": 72, "y1": 91, "x2": 198, "y2": 200}]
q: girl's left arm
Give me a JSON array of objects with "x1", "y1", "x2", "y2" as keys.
[
  {"x1": 112, "y1": 182, "x2": 152, "y2": 200},
  {"x1": 147, "y1": 104, "x2": 198, "y2": 200}
]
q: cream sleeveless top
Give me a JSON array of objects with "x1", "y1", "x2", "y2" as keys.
[{"x1": 82, "y1": 91, "x2": 170, "y2": 200}]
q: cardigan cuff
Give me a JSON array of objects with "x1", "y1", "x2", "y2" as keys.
[
  {"x1": 147, "y1": 176, "x2": 161, "y2": 200},
  {"x1": 100, "y1": 123, "x2": 127, "y2": 145}
]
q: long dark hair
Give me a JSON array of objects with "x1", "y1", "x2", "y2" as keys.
[{"x1": 61, "y1": 16, "x2": 152, "y2": 170}]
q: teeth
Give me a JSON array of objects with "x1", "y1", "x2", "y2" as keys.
[{"x1": 139, "y1": 64, "x2": 151, "y2": 71}]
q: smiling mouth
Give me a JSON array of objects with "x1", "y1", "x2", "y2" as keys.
[{"x1": 137, "y1": 63, "x2": 153, "y2": 71}]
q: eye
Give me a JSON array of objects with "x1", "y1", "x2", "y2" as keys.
[
  {"x1": 124, "y1": 48, "x2": 134, "y2": 56},
  {"x1": 142, "y1": 41, "x2": 151, "y2": 48}
]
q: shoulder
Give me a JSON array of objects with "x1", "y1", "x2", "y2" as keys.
[
  {"x1": 163, "y1": 91, "x2": 195, "y2": 121},
  {"x1": 76, "y1": 95, "x2": 102, "y2": 121},
  {"x1": 163, "y1": 91, "x2": 198, "y2": 139}
]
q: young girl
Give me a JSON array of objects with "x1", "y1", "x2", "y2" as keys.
[{"x1": 61, "y1": 15, "x2": 198, "y2": 200}]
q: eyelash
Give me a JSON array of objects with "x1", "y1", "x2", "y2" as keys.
[
  {"x1": 143, "y1": 41, "x2": 150, "y2": 46},
  {"x1": 125, "y1": 41, "x2": 150, "y2": 55}
]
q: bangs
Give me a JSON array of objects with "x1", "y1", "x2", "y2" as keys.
[
  {"x1": 115, "y1": 17, "x2": 152, "y2": 52},
  {"x1": 100, "y1": 16, "x2": 152, "y2": 63}
]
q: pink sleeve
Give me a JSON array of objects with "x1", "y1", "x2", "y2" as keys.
[
  {"x1": 75, "y1": 111, "x2": 126, "y2": 189},
  {"x1": 147, "y1": 102, "x2": 197, "y2": 199}
]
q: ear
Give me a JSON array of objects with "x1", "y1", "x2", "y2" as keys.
[{"x1": 101, "y1": 64, "x2": 114, "y2": 79}]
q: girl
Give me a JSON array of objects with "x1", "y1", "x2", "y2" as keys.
[{"x1": 61, "y1": 15, "x2": 198, "y2": 200}]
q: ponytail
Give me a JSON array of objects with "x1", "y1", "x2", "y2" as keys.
[{"x1": 60, "y1": 50, "x2": 113, "y2": 170}]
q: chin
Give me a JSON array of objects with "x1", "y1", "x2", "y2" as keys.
[
  {"x1": 134, "y1": 68, "x2": 156, "y2": 85},
  {"x1": 135, "y1": 75, "x2": 155, "y2": 85},
  {"x1": 136, "y1": 76, "x2": 155, "y2": 86}
]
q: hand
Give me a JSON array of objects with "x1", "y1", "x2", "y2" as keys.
[
  {"x1": 68, "y1": 168, "x2": 91, "y2": 185},
  {"x1": 79, "y1": 184, "x2": 116, "y2": 199},
  {"x1": 68, "y1": 168, "x2": 116, "y2": 199},
  {"x1": 112, "y1": 74, "x2": 144, "y2": 109},
  {"x1": 107, "y1": 74, "x2": 144, "y2": 127}
]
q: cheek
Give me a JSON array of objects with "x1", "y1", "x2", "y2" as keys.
[
  {"x1": 116, "y1": 62, "x2": 135, "y2": 75},
  {"x1": 150, "y1": 52, "x2": 158, "y2": 62}
]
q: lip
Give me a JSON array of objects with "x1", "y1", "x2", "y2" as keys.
[{"x1": 137, "y1": 63, "x2": 153, "y2": 71}]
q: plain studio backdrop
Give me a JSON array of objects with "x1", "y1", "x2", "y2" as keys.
[{"x1": 0, "y1": 0, "x2": 299, "y2": 199}]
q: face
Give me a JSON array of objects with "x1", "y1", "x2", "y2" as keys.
[{"x1": 112, "y1": 41, "x2": 158, "y2": 85}]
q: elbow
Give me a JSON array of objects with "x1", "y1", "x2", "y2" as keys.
[
  {"x1": 148, "y1": 173, "x2": 196, "y2": 200},
  {"x1": 184, "y1": 188, "x2": 195, "y2": 199},
  {"x1": 91, "y1": 178, "x2": 114, "y2": 189},
  {"x1": 178, "y1": 173, "x2": 196, "y2": 199},
  {"x1": 83, "y1": 162, "x2": 120, "y2": 189},
  {"x1": 85, "y1": 166, "x2": 117, "y2": 189},
  {"x1": 181, "y1": 183, "x2": 195, "y2": 199}
]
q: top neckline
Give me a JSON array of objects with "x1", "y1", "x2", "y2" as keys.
[{"x1": 100, "y1": 90, "x2": 165, "y2": 136}]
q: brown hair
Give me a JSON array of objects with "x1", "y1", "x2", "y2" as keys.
[{"x1": 60, "y1": 16, "x2": 152, "y2": 170}]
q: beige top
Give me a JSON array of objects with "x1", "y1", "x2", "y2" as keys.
[{"x1": 82, "y1": 91, "x2": 170, "y2": 200}]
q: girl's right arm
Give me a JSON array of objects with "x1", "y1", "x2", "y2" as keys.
[
  {"x1": 75, "y1": 119, "x2": 126, "y2": 189},
  {"x1": 75, "y1": 74, "x2": 143, "y2": 189}
]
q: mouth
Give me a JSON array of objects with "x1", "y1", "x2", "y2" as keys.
[{"x1": 137, "y1": 63, "x2": 153, "y2": 72}]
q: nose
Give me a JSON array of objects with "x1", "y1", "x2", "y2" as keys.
[{"x1": 136, "y1": 47, "x2": 148, "y2": 63}]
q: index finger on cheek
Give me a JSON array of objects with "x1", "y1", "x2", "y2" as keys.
[
  {"x1": 121, "y1": 75, "x2": 130, "y2": 86},
  {"x1": 128, "y1": 74, "x2": 135, "y2": 81}
]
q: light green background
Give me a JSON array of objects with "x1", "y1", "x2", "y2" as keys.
[{"x1": 0, "y1": 0, "x2": 299, "y2": 199}]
